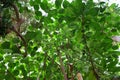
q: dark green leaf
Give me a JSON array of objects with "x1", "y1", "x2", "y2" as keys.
[
  {"x1": 11, "y1": 45, "x2": 20, "y2": 53},
  {"x1": 55, "y1": 0, "x2": 63, "y2": 8},
  {"x1": 63, "y1": 0, "x2": 70, "y2": 8},
  {"x1": 35, "y1": 11, "x2": 42, "y2": 16},
  {"x1": 34, "y1": 5, "x2": 39, "y2": 11},
  {"x1": 1, "y1": 41, "x2": 10, "y2": 49},
  {"x1": 25, "y1": 31, "x2": 37, "y2": 41}
]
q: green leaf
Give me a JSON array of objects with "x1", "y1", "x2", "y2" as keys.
[
  {"x1": 0, "y1": 70, "x2": 5, "y2": 79},
  {"x1": 40, "y1": 0, "x2": 49, "y2": 11},
  {"x1": 99, "y1": 2, "x2": 106, "y2": 5},
  {"x1": 25, "y1": 31, "x2": 37, "y2": 41},
  {"x1": 1, "y1": 41, "x2": 10, "y2": 49},
  {"x1": 100, "y1": 7, "x2": 106, "y2": 12},
  {"x1": 34, "y1": 31, "x2": 42, "y2": 41},
  {"x1": 30, "y1": 0, "x2": 35, "y2": 6},
  {"x1": 71, "y1": 0, "x2": 83, "y2": 15},
  {"x1": 20, "y1": 65, "x2": 27, "y2": 77},
  {"x1": 0, "y1": 54, "x2": 3, "y2": 61},
  {"x1": 112, "y1": 45, "x2": 118, "y2": 50},
  {"x1": 13, "y1": 70, "x2": 19, "y2": 76},
  {"x1": 87, "y1": 70, "x2": 96, "y2": 80},
  {"x1": 12, "y1": 38, "x2": 20, "y2": 43},
  {"x1": 55, "y1": 0, "x2": 63, "y2": 8},
  {"x1": 11, "y1": 45, "x2": 20, "y2": 53},
  {"x1": 64, "y1": 7, "x2": 75, "y2": 17},
  {"x1": 34, "y1": 5, "x2": 39, "y2": 11},
  {"x1": 86, "y1": 7, "x2": 99, "y2": 16},
  {"x1": 35, "y1": 0, "x2": 41, "y2": 3},
  {"x1": 4, "y1": 55, "x2": 13, "y2": 62},
  {"x1": 63, "y1": 0, "x2": 70, "y2": 8},
  {"x1": 35, "y1": 11, "x2": 42, "y2": 16},
  {"x1": 5, "y1": 73, "x2": 14, "y2": 80}
]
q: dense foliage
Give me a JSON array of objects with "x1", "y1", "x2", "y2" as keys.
[{"x1": 0, "y1": 0, "x2": 120, "y2": 80}]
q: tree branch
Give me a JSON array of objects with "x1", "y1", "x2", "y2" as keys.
[
  {"x1": 81, "y1": 16, "x2": 100, "y2": 79},
  {"x1": 57, "y1": 49, "x2": 68, "y2": 80},
  {"x1": 11, "y1": 3, "x2": 20, "y2": 21},
  {"x1": 77, "y1": 73, "x2": 83, "y2": 80},
  {"x1": 11, "y1": 3, "x2": 25, "y2": 32},
  {"x1": 12, "y1": 27, "x2": 27, "y2": 57},
  {"x1": 83, "y1": 36, "x2": 100, "y2": 79},
  {"x1": 10, "y1": 3, "x2": 27, "y2": 57}
]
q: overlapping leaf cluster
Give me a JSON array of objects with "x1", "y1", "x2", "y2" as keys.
[{"x1": 0, "y1": 0, "x2": 120, "y2": 80}]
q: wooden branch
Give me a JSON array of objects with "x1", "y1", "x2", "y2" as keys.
[
  {"x1": 11, "y1": 3, "x2": 20, "y2": 21},
  {"x1": 10, "y1": 3, "x2": 27, "y2": 57},
  {"x1": 77, "y1": 73, "x2": 83, "y2": 80},
  {"x1": 69, "y1": 63, "x2": 74, "y2": 80},
  {"x1": 12, "y1": 26, "x2": 27, "y2": 57},
  {"x1": 11, "y1": 3, "x2": 25, "y2": 32},
  {"x1": 57, "y1": 49, "x2": 68, "y2": 80}
]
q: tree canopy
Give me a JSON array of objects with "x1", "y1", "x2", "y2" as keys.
[{"x1": 0, "y1": 0, "x2": 120, "y2": 80}]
